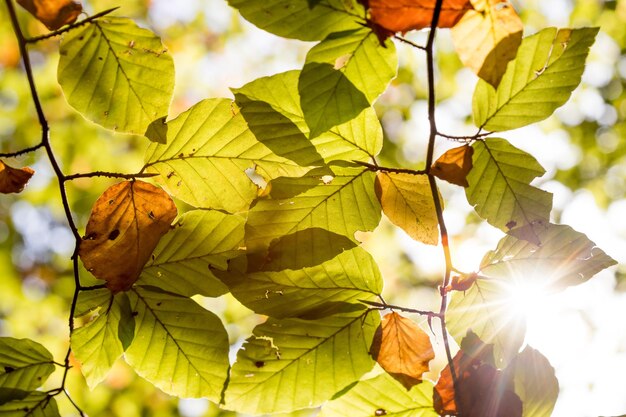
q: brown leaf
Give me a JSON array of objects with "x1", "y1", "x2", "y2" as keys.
[
  {"x1": 0, "y1": 160, "x2": 34, "y2": 194},
  {"x1": 451, "y1": 0, "x2": 523, "y2": 87},
  {"x1": 430, "y1": 145, "x2": 474, "y2": 187},
  {"x1": 444, "y1": 272, "x2": 478, "y2": 293},
  {"x1": 79, "y1": 180, "x2": 177, "y2": 293},
  {"x1": 17, "y1": 0, "x2": 83, "y2": 30},
  {"x1": 368, "y1": 0, "x2": 474, "y2": 35},
  {"x1": 370, "y1": 312, "x2": 434, "y2": 389}
]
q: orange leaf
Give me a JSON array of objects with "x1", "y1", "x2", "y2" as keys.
[
  {"x1": 444, "y1": 272, "x2": 478, "y2": 293},
  {"x1": 368, "y1": 0, "x2": 474, "y2": 35},
  {"x1": 79, "y1": 180, "x2": 177, "y2": 293},
  {"x1": 0, "y1": 160, "x2": 34, "y2": 194},
  {"x1": 17, "y1": 0, "x2": 83, "y2": 30},
  {"x1": 430, "y1": 145, "x2": 473, "y2": 187},
  {"x1": 370, "y1": 312, "x2": 434, "y2": 389}
]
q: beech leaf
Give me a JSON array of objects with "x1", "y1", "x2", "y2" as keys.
[
  {"x1": 430, "y1": 145, "x2": 474, "y2": 187},
  {"x1": 451, "y1": 0, "x2": 523, "y2": 88},
  {"x1": 375, "y1": 172, "x2": 439, "y2": 245},
  {"x1": 79, "y1": 180, "x2": 177, "y2": 293},
  {"x1": 17, "y1": 0, "x2": 82, "y2": 30},
  {"x1": 370, "y1": 312, "x2": 434, "y2": 390},
  {"x1": 0, "y1": 161, "x2": 34, "y2": 194},
  {"x1": 368, "y1": 0, "x2": 473, "y2": 34}
]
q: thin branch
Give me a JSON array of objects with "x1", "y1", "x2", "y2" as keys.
[
  {"x1": 63, "y1": 389, "x2": 86, "y2": 417},
  {"x1": 25, "y1": 7, "x2": 119, "y2": 43},
  {"x1": 64, "y1": 171, "x2": 158, "y2": 181},
  {"x1": 0, "y1": 142, "x2": 44, "y2": 158},
  {"x1": 437, "y1": 130, "x2": 492, "y2": 142},
  {"x1": 79, "y1": 284, "x2": 107, "y2": 291},
  {"x1": 360, "y1": 299, "x2": 441, "y2": 318},
  {"x1": 393, "y1": 34, "x2": 427, "y2": 51},
  {"x1": 354, "y1": 160, "x2": 427, "y2": 175}
]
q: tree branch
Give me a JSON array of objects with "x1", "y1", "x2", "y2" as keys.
[
  {"x1": 25, "y1": 7, "x2": 119, "y2": 43},
  {"x1": 65, "y1": 171, "x2": 158, "y2": 181},
  {"x1": 360, "y1": 299, "x2": 441, "y2": 318},
  {"x1": 393, "y1": 34, "x2": 427, "y2": 51},
  {"x1": 0, "y1": 142, "x2": 44, "y2": 158},
  {"x1": 354, "y1": 160, "x2": 427, "y2": 175}
]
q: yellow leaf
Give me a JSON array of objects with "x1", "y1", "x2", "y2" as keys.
[
  {"x1": 375, "y1": 172, "x2": 439, "y2": 245},
  {"x1": 17, "y1": 0, "x2": 82, "y2": 30},
  {"x1": 79, "y1": 180, "x2": 177, "y2": 293},
  {"x1": 370, "y1": 312, "x2": 435, "y2": 390},
  {"x1": 451, "y1": 0, "x2": 523, "y2": 88},
  {"x1": 431, "y1": 145, "x2": 474, "y2": 187},
  {"x1": 0, "y1": 160, "x2": 34, "y2": 194}
]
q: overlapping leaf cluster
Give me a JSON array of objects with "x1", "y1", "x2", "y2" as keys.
[{"x1": 0, "y1": 0, "x2": 617, "y2": 416}]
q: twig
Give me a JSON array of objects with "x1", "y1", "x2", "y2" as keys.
[
  {"x1": 0, "y1": 142, "x2": 44, "y2": 158},
  {"x1": 25, "y1": 7, "x2": 119, "y2": 43},
  {"x1": 436, "y1": 130, "x2": 491, "y2": 142},
  {"x1": 393, "y1": 34, "x2": 427, "y2": 51},
  {"x1": 65, "y1": 171, "x2": 158, "y2": 181},
  {"x1": 360, "y1": 299, "x2": 441, "y2": 318},
  {"x1": 354, "y1": 160, "x2": 427, "y2": 175},
  {"x1": 63, "y1": 389, "x2": 86, "y2": 417},
  {"x1": 79, "y1": 284, "x2": 107, "y2": 291}
]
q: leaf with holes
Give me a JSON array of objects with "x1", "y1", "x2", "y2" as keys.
[
  {"x1": 125, "y1": 286, "x2": 229, "y2": 401},
  {"x1": 79, "y1": 180, "x2": 177, "y2": 293},
  {"x1": 452, "y1": 0, "x2": 523, "y2": 88},
  {"x1": 58, "y1": 17, "x2": 175, "y2": 136},
  {"x1": 17, "y1": 0, "x2": 81, "y2": 30},
  {"x1": 139, "y1": 210, "x2": 244, "y2": 297},
  {"x1": 299, "y1": 28, "x2": 396, "y2": 137},
  {"x1": 376, "y1": 172, "x2": 439, "y2": 245},
  {"x1": 367, "y1": 0, "x2": 473, "y2": 34},
  {"x1": 0, "y1": 161, "x2": 34, "y2": 194},
  {"x1": 370, "y1": 312, "x2": 434, "y2": 389},
  {"x1": 225, "y1": 310, "x2": 379, "y2": 414},
  {"x1": 431, "y1": 145, "x2": 474, "y2": 187},
  {"x1": 0, "y1": 338, "x2": 55, "y2": 404},
  {"x1": 465, "y1": 138, "x2": 552, "y2": 245},
  {"x1": 0, "y1": 392, "x2": 60, "y2": 417},
  {"x1": 144, "y1": 98, "x2": 316, "y2": 213},
  {"x1": 473, "y1": 27, "x2": 598, "y2": 131}
]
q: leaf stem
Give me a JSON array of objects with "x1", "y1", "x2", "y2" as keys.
[
  {"x1": 360, "y1": 299, "x2": 440, "y2": 318},
  {"x1": 354, "y1": 160, "x2": 427, "y2": 175},
  {"x1": 65, "y1": 171, "x2": 158, "y2": 181},
  {"x1": 25, "y1": 7, "x2": 119, "y2": 43},
  {"x1": 0, "y1": 142, "x2": 45, "y2": 158},
  {"x1": 393, "y1": 34, "x2": 426, "y2": 51},
  {"x1": 436, "y1": 130, "x2": 491, "y2": 142}
]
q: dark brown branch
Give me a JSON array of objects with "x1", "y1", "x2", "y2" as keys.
[
  {"x1": 436, "y1": 130, "x2": 492, "y2": 142},
  {"x1": 393, "y1": 34, "x2": 427, "y2": 51},
  {"x1": 25, "y1": 7, "x2": 119, "y2": 43},
  {"x1": 65, "y1": 171, "x2": 158, "y2": 181},
  {"x1": 0, "y1": 142, "x2": 44, "y2": 158},
  {"x1": 360, "y1": 299, "x2": 441, "y2": 318},
  {"x1": 354, "y1": 160, "x2": 427, "y2": 175},
  {"x1": 79, "y1": 284, "x2": 107, "y2": 291}
]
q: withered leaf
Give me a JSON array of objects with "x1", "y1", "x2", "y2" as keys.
[
  {"x1": 370, "y1": 312, "x2": 434, "y2": 389},
  {"x1": 431, "y1": 145, "x2": 474, "y2": 187},
  {"x1": 0, "y1": 160, "x2": 34, "y2": 194},
  {"x1": 79, "y1": 180, "x2": 177, "y2": 293},
  {"x1": 444, "y1": 272, "x2": 478, "y2": 293},
  {"x1": 368, "y1": 0, "x2": 474, "y2": 35},
  {"x1": 17, "y1": 0, "x2": 82, "y2": 30}
]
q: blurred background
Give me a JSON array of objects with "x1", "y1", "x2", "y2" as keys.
[{"x1": 0, "y1": 0, "x2": 625, "y2": 416}]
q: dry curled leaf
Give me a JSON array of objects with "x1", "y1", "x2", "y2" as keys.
[
  {"x1": 0, "y1": 160, "x2": 35, "y2": 194},
  {"x1": 431, "y1": 145, "x2": 474, "y2": 187},
  {"x1": 17, "y1": 0, "x2": 83, "y2": 30},
  {"x1": 444, "y1": 272, "x2": 478, "y2": 293},
  {"x1": 368, "y1": 0, "x2": 474, "y2": 35},
  {"x1": 79, "y1": 180, "x2": 177, "y2": 293},
  {"x1": 370, "y1": 312, "x2": 435, "y2": 389}
]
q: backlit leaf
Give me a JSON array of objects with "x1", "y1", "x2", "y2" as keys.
[
  {"x1": 320, "y1": 373, "x2": 438, "y2": 417},
  {"x1": 0, "y1": 161, "x2": 34, "y2": 194},
  {"x1": 226, "y1": 0, "x2": 364, "y2": 41},
  {"x1": 0, "y1": 338, "x2": 54, "y2": 404},
  {"x1": 233, "y1": 70, "x2": 383, "y2": 163},
  {"x1": 58, "y1": 17, "x2": 175, "y2": 135},
  {"x1": 71, "y1": 293, "x2": 135, "y2": 389},
  {"x1": 509, "y1": 346, "x2": 559, "y2": 417},
  {"x1": 465, "y1": 138, "x2": 552, "y2": 245},
  {"x1": 375, "y1": 172, "x2": 439, "y2": 245},
  {"x1": 225, "y1": 310, "x2": 379, "y2": 414},
  {"x1": 17, "y1": 0, "x2": 81, "y2": 30},
  {"x1": 370, "y1": 312, "x2": 434, "y2": 389},
  {"x1": 300, "y1": 28, "x2": 397, "y2": 137},
  {"x1": 368, "y1": 0, "x2": 473, "y2": 33},
  {"x1": 479, "y1": 223, "x2": 617, "y2": 289},
  {"x1": 144, "y1": 98, "x2": 315, "y2": 213},
  {"x1": 221, "y1": 246, "x2": 382, "y2": 319},
  {"x1": 79, "y1": 180, "x2": 177, "y2": 293},
  {"x1": 0, "y1": 392, "x2": 59, "y2": 417},
  {"x1": 74, "y1": 288, "x2": 111, "y2": 317},
  {"x1": 451, "y1": 0, "x2": 523, "y2": 88},
  {"x1": 125, "y1": 286, "x2": 229, "y2": 401},
  {"x1": 139, "y1": 210, "x2": 244, "y2": 297},
  {"x1": 431, "y1": 145, "x2": 474, "y2": 187},
  {"x1": 473, "y1": 27, "x2": 598, "y2": 131}
]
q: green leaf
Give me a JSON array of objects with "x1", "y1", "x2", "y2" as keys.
[
  {"x1": 245, "y1": 166, "x2": 381, "y2": 268},
  {"x1": 479, "y1": 223, "x2": 617, "y2": 289},
  {"x1": 446, "y1": 279, "x2": 526, "y2": 367},
  {"x1": 0, "y1": 392, "x2": 59, "y2": 417},
  {"x1": 74, "y1": 288, "x2": 110, "y2": 317},
  {"x1": 300, "y1": 28, "x2": 396, "y2": 137},
  {"x1": 144, "y1": 98, "x2": 315, "y2": 213},
  {"x1": 509, "y1": 347, "x2": 559, "y2": 417},
  {"x1": 233, "y1": 70, "x2": 383, "y2": 163},
  {"x1": 139, "y1": 210, "x2": 244, "y2": 297},
  {"x1": 125, "y1": 286, "x2": 229, "y2": 401},
  {"x1": 225, "y1": 310, "x2": 379, "y2": 414},
  {"x1": 473, "y1": 27, "x2": 598, "y2": 131},
  {"x1": 71, "y1": 293, "x2": 135, "y2": 389},
  {"x1": 58, "y1": 17, "x2": 175, "y2": 136},
  {"x1": 319, "y1": 373, "x2": 438, "y2": 417},
  {"x1": 226, "y1": 0, "x2": 364, "y2": 41},
  {"x1": 0, "y1": 339, "x2": 54, "y2": 405},
  {"x1": 465, "y1": 138, "x2": 552, "y2": 245},
  {"x1": 221, "y1": 246, "x2": 382, "y2": 319}
]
